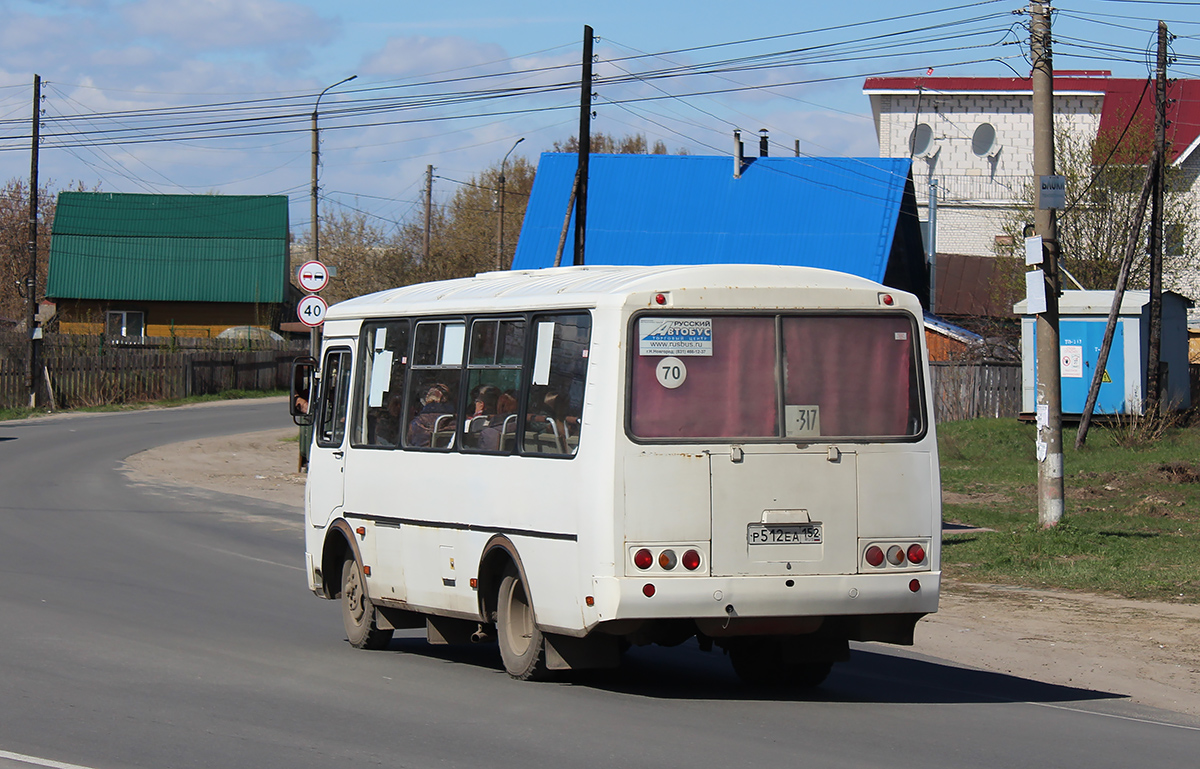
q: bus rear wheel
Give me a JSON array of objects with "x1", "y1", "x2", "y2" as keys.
[
  {"x1": 496, "y1": 566, "x2": 548, "y2": 680},
  {"x1": 341, "y1": 558, "x2": 393, "y2": 650}
]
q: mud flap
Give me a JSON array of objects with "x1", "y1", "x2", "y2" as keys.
[
  {"x1": 545, "y1": 633, "x2": 621, "y2": 670},
  {"x1": 426, "y1": 615, "x2": 477, "y2": 645}
]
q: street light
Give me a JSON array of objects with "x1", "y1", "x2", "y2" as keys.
[
  {"x1": 310, "y1": 75, "x2": 357, "y2": 267},
  {"x1": 308, "y1": 74, "x2": 356, "y2": 356},
  {"x1": 495, "y1": 137, "x2": 524, "y2": 271}
]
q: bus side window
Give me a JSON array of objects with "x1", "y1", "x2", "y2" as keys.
[
  {"x1": 351, "y1": 320, "x2": 410, "y2": 448},
  {"x1": 404, "y1": 320, "x2": 465, "y2": 450},
  {"x1": 462, "y1": 317, "x2": 525, "y2": 453},
  {"x1": 316, "y1": 349, "x2": 352, "y2": 448},
  {"x1": 524, "y1": 313, "x2": 590, "y2": 456}
]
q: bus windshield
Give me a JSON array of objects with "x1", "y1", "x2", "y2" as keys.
[{"x1": 629, "y1": 313, "x2": 922, "y2": 440}]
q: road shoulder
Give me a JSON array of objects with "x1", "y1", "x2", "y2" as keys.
[{"x1": 122, "y1": 428, "x2": 1200, "y2": 718}]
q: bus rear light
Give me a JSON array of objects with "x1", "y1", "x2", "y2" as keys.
[
  {"x1": 909, "y1": 579, "x2": 921, "y2": 593},
  {"x1": 886, "y1": 545, "x2": 906, "y2": 566},
  {"x1": 865, "y1": 545, "x2": 885, "y2": 567},
  {"x1": 907, "y1": 544, "x2": 926, "y2": 565},
  {"x1": 658, "y1": 550, "x2": 677, "y2": 570},
  {"x1": 879, "y1": 293, "x2": 895, "y2": 306},
  {"x1": 634, "y1": 548, "x2": 654, "y2": 570},
  {"x1": 642, "y1": 583, "x2": 656, "y2": 597},
  {"x1": 654, "y1": 293, "x2": 668, "y2": 305},
  {"x1": 682, "y1": 549, "x2": 701, "y2": 571}
]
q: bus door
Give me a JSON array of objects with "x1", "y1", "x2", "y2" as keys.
[
  {"x1": 309, "y1": 346, "x2": 353, "y2": 527},
  {"x1": 709, "y1": 446, "x2": 858, "y2": 577}
]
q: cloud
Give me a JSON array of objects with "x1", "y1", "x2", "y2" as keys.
[
  {"x1": 359, "y1": 36, "x2": 509, "y2": 78},
  {"x1": 121, "y1": 0, "x2": 337, "y2": 53}
]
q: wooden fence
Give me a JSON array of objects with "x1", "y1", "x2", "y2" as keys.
[
  {"x1": 2, "y1": 331, "x2": 1022, "y2": 421},
  {"x1": 0, "y1": 332, "x2": 307, "y2": 410},
  {"x1": 929, "y1": 361, "x2": 1021, "y2": 422}
]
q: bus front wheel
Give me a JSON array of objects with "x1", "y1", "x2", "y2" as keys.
[
  {"x1": 496, "y1": 566, "x2": 548, "y2": 680},
  {"x1": 341, "y1": 558, "x2": 393, "y2": 650}
]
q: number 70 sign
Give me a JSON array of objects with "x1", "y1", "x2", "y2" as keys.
[{"x1": 297, "y1": 295, "x2": 328, "y2": 327}]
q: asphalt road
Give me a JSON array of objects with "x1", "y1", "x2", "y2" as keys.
[{"x1": 0, "y1": 400, "x2": 1197, "y2": 769}]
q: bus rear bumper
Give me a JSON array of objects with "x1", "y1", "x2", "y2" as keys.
[{"x1": 590, "y1": 571, "x2": 940, "y2": 627}]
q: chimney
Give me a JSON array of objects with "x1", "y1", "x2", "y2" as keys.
[
  {"x1": 759, "y1": 129, "x2": 769, "y2": 157},
  {"x1": 733, "y1": 129, "x2": 744, "y2": 178}
]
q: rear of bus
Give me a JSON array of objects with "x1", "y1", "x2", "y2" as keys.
[{"x1": 602, "y1": 277, "x2": 939, "y2": 683}]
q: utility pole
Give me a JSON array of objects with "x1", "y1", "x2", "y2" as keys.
[
  {"x1": 1030, "y1": 2, "x2": 1064, "y2": 528},
  {"x1": 424, "y1": 164, "x2": 433, "y2": 265},
  {"x1": 26, "y1": 74, "x2": 41, "y2": 408},
  {"x1": 1145, "y1": 21, "x2": 1169, "y2": 414},
  {"x1": 573, "y1": 25, "x2": 594, "y2": 267},
  {"x1": 1075, "y1": 155, "x2": 1156, "y2": 448}
]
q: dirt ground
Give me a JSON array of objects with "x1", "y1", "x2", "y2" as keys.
[{"x1": 124, "y1": 427, "x2": 1200, "y2": 718}]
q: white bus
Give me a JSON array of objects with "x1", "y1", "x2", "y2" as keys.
[{"x1": 292, "y1": 264, "x2": 940, "y2": 684}]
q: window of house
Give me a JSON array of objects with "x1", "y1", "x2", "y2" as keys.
[{"x1": 106, "y1": 310, "x2": 144, "y2": 339}]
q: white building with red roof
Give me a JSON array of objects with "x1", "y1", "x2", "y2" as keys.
[{"x1": 862, "y1": 71, "x2": 1200, "y2": 300}]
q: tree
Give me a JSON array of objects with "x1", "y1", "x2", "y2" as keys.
[
  {"x1": 389, "y1": 155, "x2": 536, "y2": 286},
  {"x1": 0, "y1": 178, "x2": 61, "y2": 325},
  {"x1": 306, "y1": 132, "x2": 689, "y2": 299},
  {"x1": 552, "y1": 131, "x2": 682, "y2": 155},
  {"x1": 294, "y1": 207, "x2": 416, "y2": 305},
  {"x1": 994, "y1": 120, "x2": 1197, "y2": 296}
]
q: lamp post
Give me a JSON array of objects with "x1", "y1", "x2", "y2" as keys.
[
  {"x1": 309, "y1": 74, "x2": 356, "y2": 356},
  {"x1": 495, "y1": 137, "x2": 524, "y2": 271}
]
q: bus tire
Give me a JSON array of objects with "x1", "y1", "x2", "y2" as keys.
[
  {"x1": 341, "y1": 558, "x2": 393, "y2": 650},
  {"x1": 496, "y1": 565, "x2": 548, "y2": 680}
]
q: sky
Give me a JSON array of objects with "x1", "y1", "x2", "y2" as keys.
[{"x1": 0, "y1": 0, "x2": 1197, "y2": 238}]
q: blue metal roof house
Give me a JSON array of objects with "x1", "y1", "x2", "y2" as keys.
[{"x1": 511, "y1": 152, "x2": 928, "y2": 306}]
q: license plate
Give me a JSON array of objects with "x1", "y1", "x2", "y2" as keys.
[{"x1": 747, "y1": 523, "x2": 822, "y2": 545}]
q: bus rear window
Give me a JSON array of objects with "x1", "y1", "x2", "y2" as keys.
[{"x1": 629, "y1": 314, "x2": 921, "y2": 440}]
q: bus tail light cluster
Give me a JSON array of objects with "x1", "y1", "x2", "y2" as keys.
[
  {"x1": 630, "y1": 546, "x2": 706, "y2": 575},
  {"x1": 862, "y1": 541, "x2": 929, "y2": 571}
]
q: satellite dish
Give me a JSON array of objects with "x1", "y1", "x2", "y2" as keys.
[
  {"x1": 909, "y1": 123, "x2": 934, "y2": 157},
  {"x1": 972, "y1": 122, "x2": 998, "y2": 157}
]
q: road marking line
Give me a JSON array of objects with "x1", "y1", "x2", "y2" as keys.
[
  {"x1": 201, "y1": 544, "x2": 304, "y2": 571},
  {"x1": 1026, "y1": 700, "x2": 1200, "y2": 732},
  {"x1": 0, "y1": 749, "x2": 100, "y2": 769}
]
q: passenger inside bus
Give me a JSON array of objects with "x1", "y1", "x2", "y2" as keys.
[
  {"x1": 463, "y1": 384, "x2": 500, "y2": 448},
  {"x1": 525, "y1": 388, "x2": 580, "y2": 453},
  {"x1": 477, "y1": 391, "x2": 518, "y2": 451},
  {"x1": 374, "y1": 393, "x2": 405, "y2": 445},
  {"x1": 407, "y1": 383, "x2": 454, "y2": 447}
]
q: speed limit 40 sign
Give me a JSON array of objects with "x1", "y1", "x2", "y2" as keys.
[{"x1": 297, "y1": 295, "x2": 328, "y2": 327}]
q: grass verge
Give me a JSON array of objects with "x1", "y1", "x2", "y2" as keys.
[
  {"x1": 0, "y1": 389, "x2": 287, "y2": 422},
  {"x1": 940, "y1": 417, "x2": 1200, "y2": 602}
]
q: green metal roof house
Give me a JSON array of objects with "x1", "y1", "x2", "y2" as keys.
[{"x1": 45, "y1": 192, "x2": 290, "y2": 338}]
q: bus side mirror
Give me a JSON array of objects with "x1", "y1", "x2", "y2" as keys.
[{"x1": 291, "y1": 356, "x2": 316, "y2": 426}]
